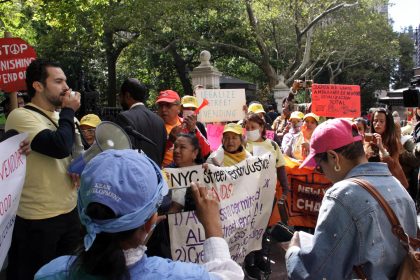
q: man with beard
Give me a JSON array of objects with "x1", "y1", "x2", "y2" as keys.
[
  {"x1": 5, "y1": 59, "x2": 82, "y2": 280},
  {"x1": 115, "y1": 78, "x2": 166, "y2": 166}
]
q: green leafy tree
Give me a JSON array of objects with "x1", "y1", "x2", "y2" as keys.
[{"x1": 391, "y1": 32, "x2": 415, "y2": 89}]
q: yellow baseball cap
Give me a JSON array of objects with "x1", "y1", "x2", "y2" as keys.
[
  {"x1": 223, "y1": 123, "x2": 243, "y2": 135},
  {"x1": 181, "y1": 95, "x2": 198, "y2": 109},
  {"x1": 248, "y1": 103, "x2": 265, "y2": 114},
  {"x1": 80, "y1": 114, "x2": 101, "y2": 128},
  {"x1": 289, "y1": 111, "x2": 304, "y2": 120},
  {"x1": 303, "y1": 112, "x2": 320, "y2": 123}
]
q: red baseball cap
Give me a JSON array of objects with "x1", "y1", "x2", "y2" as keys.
[
  {"x1": 156, "y1": 90, "x2": 180, "y2": 104},
  {"x1": 300, "y1": 118, "x2": 362, "y2": 168}
]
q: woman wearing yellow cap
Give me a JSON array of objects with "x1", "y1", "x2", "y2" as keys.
[
  {"x1": 291, "y1": 113, "x2": 319, "y2": 161},
  {"x1": 206, "y1": 123, "x2": 251, "y2": 166},
  {"x1": 243, "y1": 113, "x2": 289, "y2": 278},
  {"x1": 281, "y1": 111, "x2": 304, "y2": 156}
]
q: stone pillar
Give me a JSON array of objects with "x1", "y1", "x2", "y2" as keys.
[
  {"x1": 273, "y1": 75, "x2": 290, "y2": 112},
  {"x1": 190, "y1": 50, "x2": 222, "y2": 89}
]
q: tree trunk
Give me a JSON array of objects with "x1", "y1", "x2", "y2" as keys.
[
  {"x1": 168, "y1": 45, "x2": 193, "y2": 95},
  {"x1": 260, "y1": 62, "x2": 279, "y2": 89},
  {"x1": 104, "y1": 31, "x2": 117, "y2": 106},
  {"x1": 106, "y1": 54, "x2": 117, "y2": 106}
]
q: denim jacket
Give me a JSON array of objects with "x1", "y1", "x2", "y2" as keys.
[{"x1": 286, "y1": 162, "x2": 417, "y2": 280}]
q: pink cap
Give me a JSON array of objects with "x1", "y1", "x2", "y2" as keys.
[{"x1": 299, "y1": 118, "x2": 362, "y2": 168}]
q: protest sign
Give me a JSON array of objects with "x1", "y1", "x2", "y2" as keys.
[
  {"x1": 196, "y1": 89, "x2": 246, "y2": 122},
  {"x1": 165, "y1": 153, "x2": 276, "y2": 264},
  {"x1": 206, "y1": 123, "x2": 225, "y2": 151},
  {"x1": 272, "y1": 156, "x2": 331, "y2": 228},
  {"x1": 0, "y1": 133, "x2": 27, "y2": 267},
  {"x1": 311, "y1": 84, "x2": 360, "y2": 118},
  {"x1": 0, "y1": 38, "x2": 37, "y2": 93}
]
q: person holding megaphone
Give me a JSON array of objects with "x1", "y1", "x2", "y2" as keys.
[{"x1": 5, "y1": 58, "x2": 83, "y2": 279}]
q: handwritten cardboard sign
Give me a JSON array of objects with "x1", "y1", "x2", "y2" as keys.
[
  {"x1": 311, "y1": 84, "x2": 360, "y2": 118},
  {"x1": 196, "y1": 89, "x2": 246, "y2": 122},
  {"x1": 165, "y1": 153, "x2": 276, "y2": 264},
  {"x1": 0, "y1": 38, "x2": 37, "y2": 92},
  {"x1": 0, "y1": 133, "x2": 27, "y2": 267}
]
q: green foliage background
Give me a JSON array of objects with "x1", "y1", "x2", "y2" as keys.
[{"x1": 0, "y1": 0, "x2": 415, "y2": 112}]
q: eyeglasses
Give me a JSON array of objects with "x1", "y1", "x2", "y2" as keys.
[{"x1": 81, "y1": 128, "x2": 96, "y2": 135}]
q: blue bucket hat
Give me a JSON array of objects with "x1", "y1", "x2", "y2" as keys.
[{"x1": 78, "y1": 149, "x2": 168, "y2": 251}]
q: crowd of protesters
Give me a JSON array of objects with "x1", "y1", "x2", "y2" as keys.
[{"x1": 1, "y1": 58, "x2": 419, "y2": 280}]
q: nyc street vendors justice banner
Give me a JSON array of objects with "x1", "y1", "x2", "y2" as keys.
[{"x1": 164, "y1": 153, "x2": 276, "y2": 264}]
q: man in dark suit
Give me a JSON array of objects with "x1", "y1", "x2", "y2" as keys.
[{"x1": 115, "y1": 78, "x2": 166, "y2": 166}]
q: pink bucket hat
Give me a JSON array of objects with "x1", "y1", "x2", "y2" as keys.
[{"x1": 299, "y1": 118, "x2": 362, "y2": 168}]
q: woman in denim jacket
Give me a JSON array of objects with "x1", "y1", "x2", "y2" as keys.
[{"x1": 286, "y1": 118, "x2": 417, "y2": 279}]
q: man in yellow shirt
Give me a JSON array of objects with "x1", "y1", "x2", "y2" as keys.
[{"x1": 5, "y1": 59, "x2": 81, "y2": 280}]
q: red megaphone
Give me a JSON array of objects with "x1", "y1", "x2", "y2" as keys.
[{"x1": 194, "y1": 99, "x2": 209, "y2": 115}]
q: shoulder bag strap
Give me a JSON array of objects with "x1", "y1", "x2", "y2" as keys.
[
  {"x1": 349, "y1": 178, "x2": 410, "y2": 243},
  {"x1": 349, "y1": 178, "x2": 420, "y2": 280},
  {"x1": 24, "y1": 105, "x2": 58, "y2": 128}
]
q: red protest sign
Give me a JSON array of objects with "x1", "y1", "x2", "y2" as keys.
[
  {"x1": 0, "y1": 38, "x2": 37, "y2": 93},
  {"x1": 311, "y1": 84, "x2": 360, "y2": 118}
]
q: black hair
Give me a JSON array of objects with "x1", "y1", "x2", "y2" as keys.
[
  {"x1": 354, "y1": 117, "x2": 368, "y2": 132},
  {"x1": 315, "y1": 125, "x2": 364, "y2": 163},
  {"x1": 26, "y1": 59, "x2": 61, "y2": 98},
  {"x1": 176, "y1": 133, "x2": 203, "y2": 164},
  {"x1": 244, "y1": 113, "x2": 266, "y2": 138},
  {"x1": 71, "y1": 203, "x2": 137, "y2": 280},
  {"x1": 121, "y1": 78, "x2": 148, "y2": 102}
]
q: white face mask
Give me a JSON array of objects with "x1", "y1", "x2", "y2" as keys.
[
  {"x1": 182, "y1": 110, "x2": 195, "y2": 118},
  {"x1": 246, "y1": 129, "x2": 261, "y2": 142}
]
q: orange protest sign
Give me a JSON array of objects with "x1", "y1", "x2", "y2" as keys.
[
  {"x1": 312, "y1": 84, "x2": 360, "y2": 118},
  {"x1": 273, "y1": 156, "x2": 332, "y2": 228}
]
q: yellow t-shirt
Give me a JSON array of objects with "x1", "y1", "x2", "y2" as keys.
[
  {"x1": 246, "y1": 138, "x2": 286, "y2": 168},
  {"x1": 163, "y1": 118, "x2": 182, "y2": 167},
  {"x1": 5, "y1": 103, "x2": 76, "y2": 219}
]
